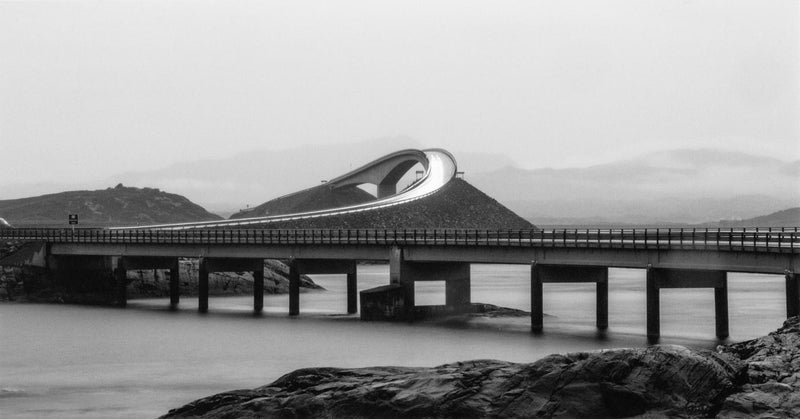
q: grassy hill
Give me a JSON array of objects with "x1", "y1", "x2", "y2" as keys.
[{"x1": 0, "y1": 184, "x2": 222, "y2": 227}]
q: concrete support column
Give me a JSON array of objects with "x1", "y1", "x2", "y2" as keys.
[
  {"x1": 531, "y1": 262, "x2": 543, "y2": 333},
  {"x1": 289, "y1": 261, "x2": 300, "y2": 316},
  {"x1": 115, "y1": 257, "x2": 127, "y2": 308},
  {"x1": 646, "y1": 268, "x2": 728, "y2": 342},
  {"x1": 445, "y1": 277, "x2": 471, "y2": 311},
  {"x1": 787, "y1": 272, "x2": 799, "y2": 318},
  {"x1": 253, "y1": 268, "x2": 264, "y2": 314},
  {"x1": 377, "y1": 182, "x2": 396, "y2": 199},
  {"x1": 646, "y1": 267, "x2": 660, "y2": 343},
  {"x1": 169, "y1": 259, "x2": 180, "y2": 309},
  {"x1": 715, "y1": 274, "x2": 729, "y2": 338},
  {"x1": 596, "y1": 272, "x2": 609, "y2": 330},
  {"x1": 390, "y1": 247, "x2": 414, "y2": 309},
  {"x1": 198, "y1": 258, "x2": 209, "y2": 313},
  {"x1": 347, "y1": 272, "x2": 357, "y2": 314}
]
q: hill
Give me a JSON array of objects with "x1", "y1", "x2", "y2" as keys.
[
  {"x1": 0, "y1": 184, "x2": 222, "y2": 227},
  {"x1": 231, "y1": 184, "x2": 376, "y2": 219},
  {"x1": 716, "y1": 207, "x2": 800, "y2": 228},
  {"x1": 238, "y1": 179, "x2": 535, "y2": 230},
  {"x1": 469, "y1": 149, "x2": 799, "y2": 225}
]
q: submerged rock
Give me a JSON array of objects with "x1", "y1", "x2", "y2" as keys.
[{"x1": 162, "y1": 345, "x2": 745, "y2": 418}]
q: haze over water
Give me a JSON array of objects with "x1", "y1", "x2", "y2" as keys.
[{"x1": 1, "y1": 265, "x2": 787, "y2": 418}]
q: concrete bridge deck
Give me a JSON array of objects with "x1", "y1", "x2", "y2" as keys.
[{"x1": 2, "y1": 227, "x2": 798, "y2": 341}]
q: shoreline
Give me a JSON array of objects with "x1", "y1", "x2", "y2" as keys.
[{"x1": 161, "y1": 316, "x2": 800, "y2": 418}]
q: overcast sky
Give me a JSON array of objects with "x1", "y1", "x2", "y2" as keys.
[{"x1": 1, "y1": 0, "x2": 797, "y2": 187}]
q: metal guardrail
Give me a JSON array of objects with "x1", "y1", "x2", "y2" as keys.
[{"x1": 1, "y1": 228, "x2": 798, "y2": 253}]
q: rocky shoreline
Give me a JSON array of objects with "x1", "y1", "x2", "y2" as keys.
[{"x1": 162, "y1": 316, "x2": 800, "y2": 418}]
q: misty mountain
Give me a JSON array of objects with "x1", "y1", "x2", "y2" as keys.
[
  {"x1": 468, "y1": 149, "x2": 800, "y2": 225},
  {"x1": 715, "y1": 207, "x2": 800, "y2": 228}
]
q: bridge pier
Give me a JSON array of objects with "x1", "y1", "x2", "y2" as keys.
[
  {"x1": 289, "y1": 259, "x2": 358, "y2": 315},
  {"x1": 199, "y1": 258, "x2": 208, "y2": 313},
  {"x1": 111, "y1": 256, "x2": 179, "y2": 309},
  {"x1": 198, "y1": 258, "x2": 264, "y2": 313},
  {"x1": 388, "y1": 247, "x2": 471, "y2": 319},
  {"x1": 169, "y1": 259, "x2": 180, "y2": 309},
  {"x1": 787, "y1": 271, "x2": 799, "y2": 318},
  {"x1": 530, "y1": 263, "x2": 608, "y2": 333},
  {"x1": 115, "y1": 257, "x2": 127, "y2": 308},
  {"x1": 646, "y1": 267, "x2": 728, "y2": 342}
]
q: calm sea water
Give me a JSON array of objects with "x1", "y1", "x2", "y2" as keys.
[{"x1": 0, "y1": 265, "x2": 787, "y2": 418}]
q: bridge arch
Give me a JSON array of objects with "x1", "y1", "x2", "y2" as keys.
[{"x1": 327, "y1": 149, "x2": 429, "y2": 198}]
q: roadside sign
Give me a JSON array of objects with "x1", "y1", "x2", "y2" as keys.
[{"x1": 68, "y1": 214, "x2": 78, "y2": 225}]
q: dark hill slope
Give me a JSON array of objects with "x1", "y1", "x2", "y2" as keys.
[
  {"x1": 241, "y1": 179, "x2": 535, "y2": 230},
  {"x1": 230, "y1": 184, "x2": 375, "y2": 219},
  {"x1": 0, "y1": 184, "x2": 222, "y2": 227},
  {"x1": 717, "y1": 207, "x2": 800, "y2": 227}
]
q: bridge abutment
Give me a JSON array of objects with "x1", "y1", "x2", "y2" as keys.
[
  {"x1": 530, "y1": 263, "x2": 608, "y2": 333},
  {"x1": 646, "y1": 267, "x2": 728, "y2": 342}
]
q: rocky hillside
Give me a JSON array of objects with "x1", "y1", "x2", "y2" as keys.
[
  {"x1": 163, "y1": 316, "x2": 800, "y2": 418},
  {"x1": 239, "y1": 179, "x2": 535, "y2": 230},
  {"x1": 231, "y1": 184, "x2": 375, "y2": 219},
  {"x1": 0, "y1": 184, "x2": 222, "y2": 227},
  {"x1": 716, "y1": 207, "x2": 800, "y2": 228}
]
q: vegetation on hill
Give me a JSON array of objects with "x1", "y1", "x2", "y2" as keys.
[
  {"x1": 236, "y1": 179, "x2": 535, "y2": 230},
  {"x1": 231, "y1": 184, "x2": 375, "y2": 219},
  {"x1": 0, "y1": 184, "x2": 222, "y2": 227}
]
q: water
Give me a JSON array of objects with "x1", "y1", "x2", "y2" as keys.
[{"x1": 0, "y1": 265, "x2": 787, "y2": 418}]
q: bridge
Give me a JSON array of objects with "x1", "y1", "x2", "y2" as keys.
[
  {"x1": 2, "y1": 227, "x2": 798, "y2": 342},
  {"x1": 2, "y1": 148, "x2": 798, "y2": 341}
]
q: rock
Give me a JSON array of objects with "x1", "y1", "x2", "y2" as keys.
[
  {"x1": 161, "y1": 345, "x2": 744, "y2": 418},
  {"x1": 717, "y1": 316, "x2": 800, "y2": 418}
]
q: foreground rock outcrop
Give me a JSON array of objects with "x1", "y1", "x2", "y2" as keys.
[
  {"x1": 163, "y1": 317, "x2": 800, "y2": 418},
  {"x1": 717, "y1": 317, "x2": 800, "y2": 417}
]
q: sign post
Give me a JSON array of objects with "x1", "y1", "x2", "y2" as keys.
[{"x1": 68, "y1": 214, "x2": 78, "y2": 233}]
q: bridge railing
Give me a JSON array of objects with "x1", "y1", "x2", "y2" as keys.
[{"x1": 1, "y1": 227, "x2": 798, "y2": 253}]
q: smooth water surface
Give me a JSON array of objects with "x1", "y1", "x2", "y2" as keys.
[{"x1": 0, "y1": 265, "x2": 787, "y2": 418}]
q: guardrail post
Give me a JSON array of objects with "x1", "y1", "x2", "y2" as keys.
[{"x1": 531, "y1": 261, "x2": 543, "y2": 333}]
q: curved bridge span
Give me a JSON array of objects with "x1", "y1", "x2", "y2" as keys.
[{"x1": 114, "y1": 148, "x2": 457, "y2": 231}]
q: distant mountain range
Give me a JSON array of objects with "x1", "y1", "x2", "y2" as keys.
[
  {"x1": 468, "y1": 149, "x2": 799, "y2": 225},
  {"x1": 0, "y1": 184, "x2": 222, "y2": 227},
  {"x1": 1, "y1": 138, "x2": 797, "y2": 225},
  {"x1": 713, "y1": 207, "x2": 800, "y2": 228}
]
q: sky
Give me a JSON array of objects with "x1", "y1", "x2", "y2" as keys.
[{"x1": 1, "y1": 0, "x2": 798, "y2": 189}]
